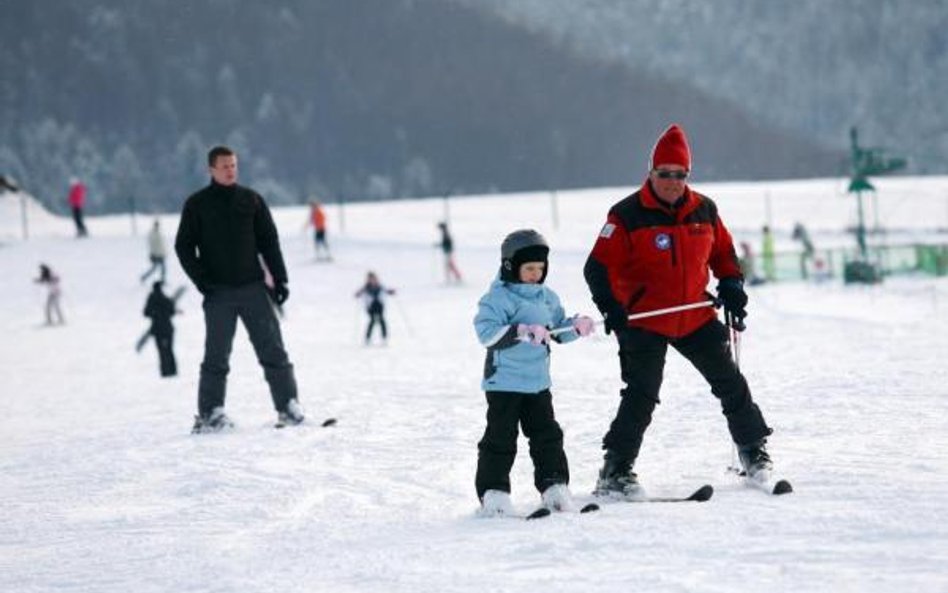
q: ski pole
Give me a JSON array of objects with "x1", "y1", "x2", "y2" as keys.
[
  {"x1": 547, "y1": 299, "x2": 717, "y2": 336},
  {"x1": 725, "y1": 308, "x2": 743, "y2": 473},
  {"x1": 390, "y1": 293, "x2": 415, "y2": 337},
  {"x1": 626, "y1": 299, "x2": 716, "y2": 321}
]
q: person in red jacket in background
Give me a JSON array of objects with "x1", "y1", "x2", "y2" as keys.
[
  {"x1": 584, "y1": 124, "x2": 776, "y2": 498},
  {"x1": 67, "y1": 177, "x2": 89, "y2": 237}
]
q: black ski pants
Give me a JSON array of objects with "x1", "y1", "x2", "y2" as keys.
[
  {"x1": 602, "y1": 318, "x2": 771, "y2": 463},
  {"x1": 365, "y1": 303, "x2": 387, "y2": 340},
  {"x1": 475, "y1": 390, "x2": 569, "y2": 500},
  {"x1": 153, "y1": 329, "x2": 177, "y2": 377},
  {"x1": 197, "y1": 282, "x2": 298, "y2": 417}
]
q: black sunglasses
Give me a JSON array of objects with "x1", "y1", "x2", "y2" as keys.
[{"x1": 654, "y1": 170, "x2": 689, "y2": 180}]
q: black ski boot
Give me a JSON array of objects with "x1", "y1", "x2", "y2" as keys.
[
  {"x1": 593, "y1": 450, "x2": 644, "y2": 500},
  {"x1": 191, "y1": 407, "x2": 235, "y2": 434},
  {"x1": 738, "y1": 438, "x2": 773, "y2": 478}
]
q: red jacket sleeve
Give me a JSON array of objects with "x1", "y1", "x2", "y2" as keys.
[
  {"x1": 584, "y1": 213, "x2": 634, "y2": 318},
  {"x1": 708, "y1": 215, "x2": 743, "y2": 281}
]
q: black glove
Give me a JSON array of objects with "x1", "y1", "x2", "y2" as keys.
[
  {"x1": 716, "y1": 278, "x2": 747, "y2": 330},
  {"x1": 602, "y1": 305, "x2": 628, "y2": 335},
  {"x1": 272, "y1": 282, "x2": 289, "y2": 305}
]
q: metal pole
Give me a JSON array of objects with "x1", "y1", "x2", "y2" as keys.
[
  {"x1": 550, "y1": 190, "x2": 559, "y2": 230},
  {"x1": 337, "y1": 193, "x2": 346, "y2": 233},
  {"x1": 549, "y1": 300, "x2": 716, "y2": 335},
  {"x1": 626, "y1": 300, "x2": 716, "y2": 321},
  {"x1": 20, "y1": 191, "x2": 29, "y2": 241}
]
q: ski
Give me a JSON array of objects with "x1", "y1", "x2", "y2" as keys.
[
  {"x1": 522, "y1": 502, "x2": 599, "y2": 520},
  {"x1": 744, "y1": 474, "x2": 793, "y2": 495},
  {"x1": 596, "y1": 484, "x2": 714, "y2": 504},
  {"x1": 525, "y1": 507, "x2": 552, "y2": 520},
  {"x1": 729, "y1": 467, "x2": 793, "y2": 495},
  {"x1": 274, "y1": 417, "x2": 338, "y2": 429}
]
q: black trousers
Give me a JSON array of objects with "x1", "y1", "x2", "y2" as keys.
[
  {"x1": 475, "y1": 390, "x2": 569, "y2": 499},
  {"x1": 602, "y1": 319, "x2": 771, "y2": 463},
  {"x1": 71, "y1": 207, "x2": 87, "y2": 236},
  {"x1": 197, "y1": 283, "x2": 298, "y2": 417},
  {"x1": 154, "y1": 330, "x2": 177, "y2": 377},
  {"x1": 366, "y1": 304, "x2": 387, "y2": 340}
]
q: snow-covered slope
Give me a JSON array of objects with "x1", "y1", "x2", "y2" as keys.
[{"x1": 1, "y1": 178, "x2": 947, "y2": 593}]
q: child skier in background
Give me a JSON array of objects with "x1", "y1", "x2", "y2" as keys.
[
  {"x1": 34, "y1": 263, "x2": 65, "y2": 326},
  {"x1": 354, "y1": 271, "x2": 396, "y2": 345},
  {"x1": 473, "y1": 229, "x2": 596, "y2": 517}
]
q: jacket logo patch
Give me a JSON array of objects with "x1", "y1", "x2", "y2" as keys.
[
  {"x1": 599, "y1": 223, "x2": 616, "y2": 238},
  {"x1": 654, "y1": 233, "x2": 672, "y2": 250}
]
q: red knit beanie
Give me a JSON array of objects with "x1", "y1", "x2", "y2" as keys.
[{"x1": 649, "y1": 124, "x2": 691, "y2": 170}]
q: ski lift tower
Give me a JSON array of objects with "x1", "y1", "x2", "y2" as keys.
[{"x1": 844, "y1": 127, "x2": 906, "y2": 283}]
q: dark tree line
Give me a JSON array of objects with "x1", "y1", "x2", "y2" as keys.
[{"x1": 1, "y1": 0, "x2": 841, "y2": 214}]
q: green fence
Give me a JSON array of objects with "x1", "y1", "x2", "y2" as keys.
[{"x1": 746, "y1": 243, "x2": 948, "y2": 283}]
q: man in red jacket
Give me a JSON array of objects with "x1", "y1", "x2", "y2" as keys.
[{"x1": 584, "y1": 124, "x2": 774, "y2": 498}]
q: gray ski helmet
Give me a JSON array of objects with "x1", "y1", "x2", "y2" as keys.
[{"x1": 500, "y1": 229, "x2": 550, "y2": 283}]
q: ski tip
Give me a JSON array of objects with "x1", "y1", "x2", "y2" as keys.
[
  {"x1": 525, "y1": 507, "x2": 552, "y2": 520},
  {"x1": 689, "y1": 484, "x2": 714, "y2": 502},
  {"x1": 772, "y1": 480, "x2": 793, "y2": 495},
  {"x1": 580, "y1": 502, "x2": 600, "y2": 514},
  {"x1": 321, "y1": 418, "x2": 338, "y2": 427}
]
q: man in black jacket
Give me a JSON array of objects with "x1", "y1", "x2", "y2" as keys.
[{"x1": 175, "y1": 145, "x2": 304, "y2": 433}]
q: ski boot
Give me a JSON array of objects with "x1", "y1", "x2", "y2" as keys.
[
  {"x1": 276, "y1": 398, "x2": 306, "y2": 427},
  {"x1": 593, "y1": 451, "x2": 645, "y2": 500},
  {"x1": 541, "y1": 483, "x2": 576, "y2": 512},
  {"x1": 478, "y1": 489, "x2": 515, "y2": 518},
  {"x1": 191, "y1": 407, "x2": 235, "y2": 434},
  {"x1": 738, "y1": 438, "x2": 774, "y2": 480}
]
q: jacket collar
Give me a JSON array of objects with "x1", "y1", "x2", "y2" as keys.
[
  {"x1": 492, "y1": 277, "x2": 546, "y2": 298},
  {"x1": 640, "y1": 178, "x2": 698, "y2": 219}
]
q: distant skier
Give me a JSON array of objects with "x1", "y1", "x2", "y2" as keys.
[
  {"x1": 34, "y1": 263, "x2": 65, "y2": 326},
  {"x1": 140, "y1": 219, "x2": 168, "y2": 284},
  {"x1": 436, "y1": 221, "x2": 462, "y2": 284},
  {"x1": 354, "y1": 271, "x2": 396, "y2": 345},
  {"x1": 739, "y1": 241, "x2": 764, "y2": 286},
  {"x1": 792, "y1": 221, "x2": 816, "y2": 278},
  {"x1": 143, "y1": 281, "x2": 179, "y2": 377},
  {"x1": 473, "y1": 229, "x2": 596, "y2": 517},
  {"x1": 67, "y1": 177, "x2": 89, "y2": 237},
  {"x1": 305, "y1": 199, "x2": 332, "y2": 261}
]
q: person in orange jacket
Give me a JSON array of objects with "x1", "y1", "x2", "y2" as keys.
[
  {"x1": 584, "y1": 124, "x2": 775, "y2": 498},
  {"x1": 306, "y1": 200, "x2": 332, "y2": 261}
]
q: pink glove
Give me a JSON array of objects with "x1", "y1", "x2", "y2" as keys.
[
  {"x1": 572, "y1": 315, "x2": 596, "y2": 337},
  {"x1": 517, "y1": 324, "x2": 550, "y2": 345}
]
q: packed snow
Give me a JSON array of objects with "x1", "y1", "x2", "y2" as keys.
[{"x1": 2, "y1": 176, "x2": 947, "y2": 593}]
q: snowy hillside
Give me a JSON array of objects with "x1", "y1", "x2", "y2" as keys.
[{"x1": 1, "y1": 178, "x2": 947, "y2": 593}]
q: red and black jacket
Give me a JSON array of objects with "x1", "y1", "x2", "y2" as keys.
[{"x1": 584, "y1": 181, "x2": 742, "y2": 338}]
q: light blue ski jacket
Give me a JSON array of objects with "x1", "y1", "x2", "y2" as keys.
[{"x1": 473, "y1": 277, "x2": 579, "y2": 394}]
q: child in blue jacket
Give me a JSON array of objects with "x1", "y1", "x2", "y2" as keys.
[{"x1": 473, "y1": 229, "x2": 595, "y2": 516}]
